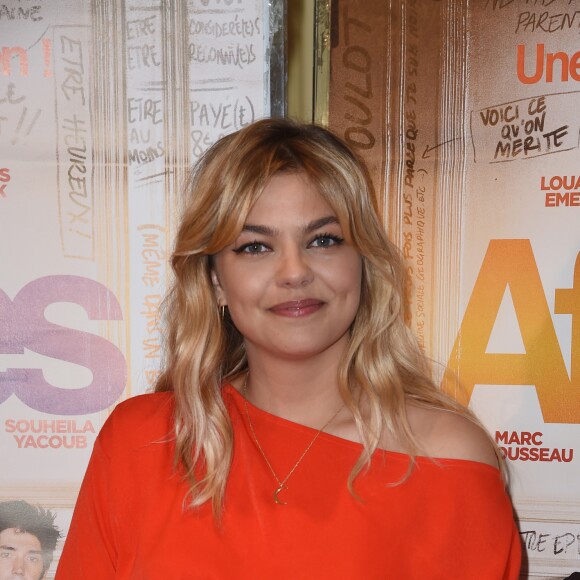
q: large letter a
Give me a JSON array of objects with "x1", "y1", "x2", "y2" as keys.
[{"x1": 442, "y1": 239, "x2": 579, "y2": 423}]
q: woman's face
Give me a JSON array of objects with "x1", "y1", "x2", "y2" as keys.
[{"x1": 211, "y1": 172, "x2": 362, "y2": 363}]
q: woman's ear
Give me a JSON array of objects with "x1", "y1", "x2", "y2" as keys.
[{"x1": 211, "y1": 269, "x2": 227, "y2": 306}]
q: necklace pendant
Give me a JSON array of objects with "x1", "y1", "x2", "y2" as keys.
[
  {"x1": 242, "y1": 372, "x2": 344, "y2": 508},
  {"x1": 273, "y1": 484, "x2": 288, "y2": 505}
]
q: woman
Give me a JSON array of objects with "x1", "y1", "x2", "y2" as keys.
[{"x1": 57, "y1": 119, "x2": 521, "y2": 578}]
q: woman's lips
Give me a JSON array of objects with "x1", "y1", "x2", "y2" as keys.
[{"x1": 269, "y1": 299, "x2": 325, "y2": 317}]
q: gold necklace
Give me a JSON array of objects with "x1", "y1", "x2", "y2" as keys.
[{"x1": 242, "y1": 373, "x2": 344, "y2": 505}]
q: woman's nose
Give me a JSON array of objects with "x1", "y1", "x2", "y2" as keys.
[{"x1": 276, "y1": 247, "x2": 314, "y2": 287}]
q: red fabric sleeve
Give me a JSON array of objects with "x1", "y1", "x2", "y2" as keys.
[
  {"x1": 56, "y1": 392, "x2": 174, "y2": 579},
  {"x1": 56, "y1": 417, "x2": 119, "y2": 577}
]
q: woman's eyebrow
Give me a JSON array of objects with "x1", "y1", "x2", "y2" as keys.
[
  {"x1": 241, "y1": 224, "x2": 277, "y2": 236},
  {"x1": 240, "y1": 216, "x2": 339, "y2": 237},
  {"x1": 304, "y1": 216, "x2": 340, "y2": 233}
]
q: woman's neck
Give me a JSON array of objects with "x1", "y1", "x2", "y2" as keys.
[{"x1": 238, "y1": 350, "x2": 346, "y2": 429}]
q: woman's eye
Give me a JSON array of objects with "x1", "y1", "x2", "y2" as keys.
[
  {"x1": 233, "y1": 241, "x2": 269, "y2": 254},
  {"x1": 309, "y1": 234, "x2": 344, "y2": 248}
]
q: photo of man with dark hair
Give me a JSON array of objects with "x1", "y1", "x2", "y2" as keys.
[{"x1": 0, "y1": 501, "x2": 61, "y2": 580}]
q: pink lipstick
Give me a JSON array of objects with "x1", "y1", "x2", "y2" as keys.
[{"x1": 269, "y1": 299, "x2": 325, "y2": 318}]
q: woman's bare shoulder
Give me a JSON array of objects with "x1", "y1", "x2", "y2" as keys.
[{"x1": 407, "y1": 403, "x2": 499, "y2": 468}]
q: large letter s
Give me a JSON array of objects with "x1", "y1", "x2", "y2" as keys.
[{"x1": 0, "y1": 276, "x2": 127, "y2": 414}]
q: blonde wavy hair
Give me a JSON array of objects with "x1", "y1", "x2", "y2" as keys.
[{"x1": 156, "y1": 118, "x2": 475, "y2": 515}]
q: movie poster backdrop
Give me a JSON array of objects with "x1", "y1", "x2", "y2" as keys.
[
  {"x1": 0, "y1": 0, "x2": 280, "y2": 575},
  {"x1": 324, "y1": 0, "x2": 579, "y2": 577}
]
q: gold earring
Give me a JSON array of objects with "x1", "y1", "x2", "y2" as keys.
[{"x1": 220, "y1": 305, "x2": 226, "y2": 320}]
